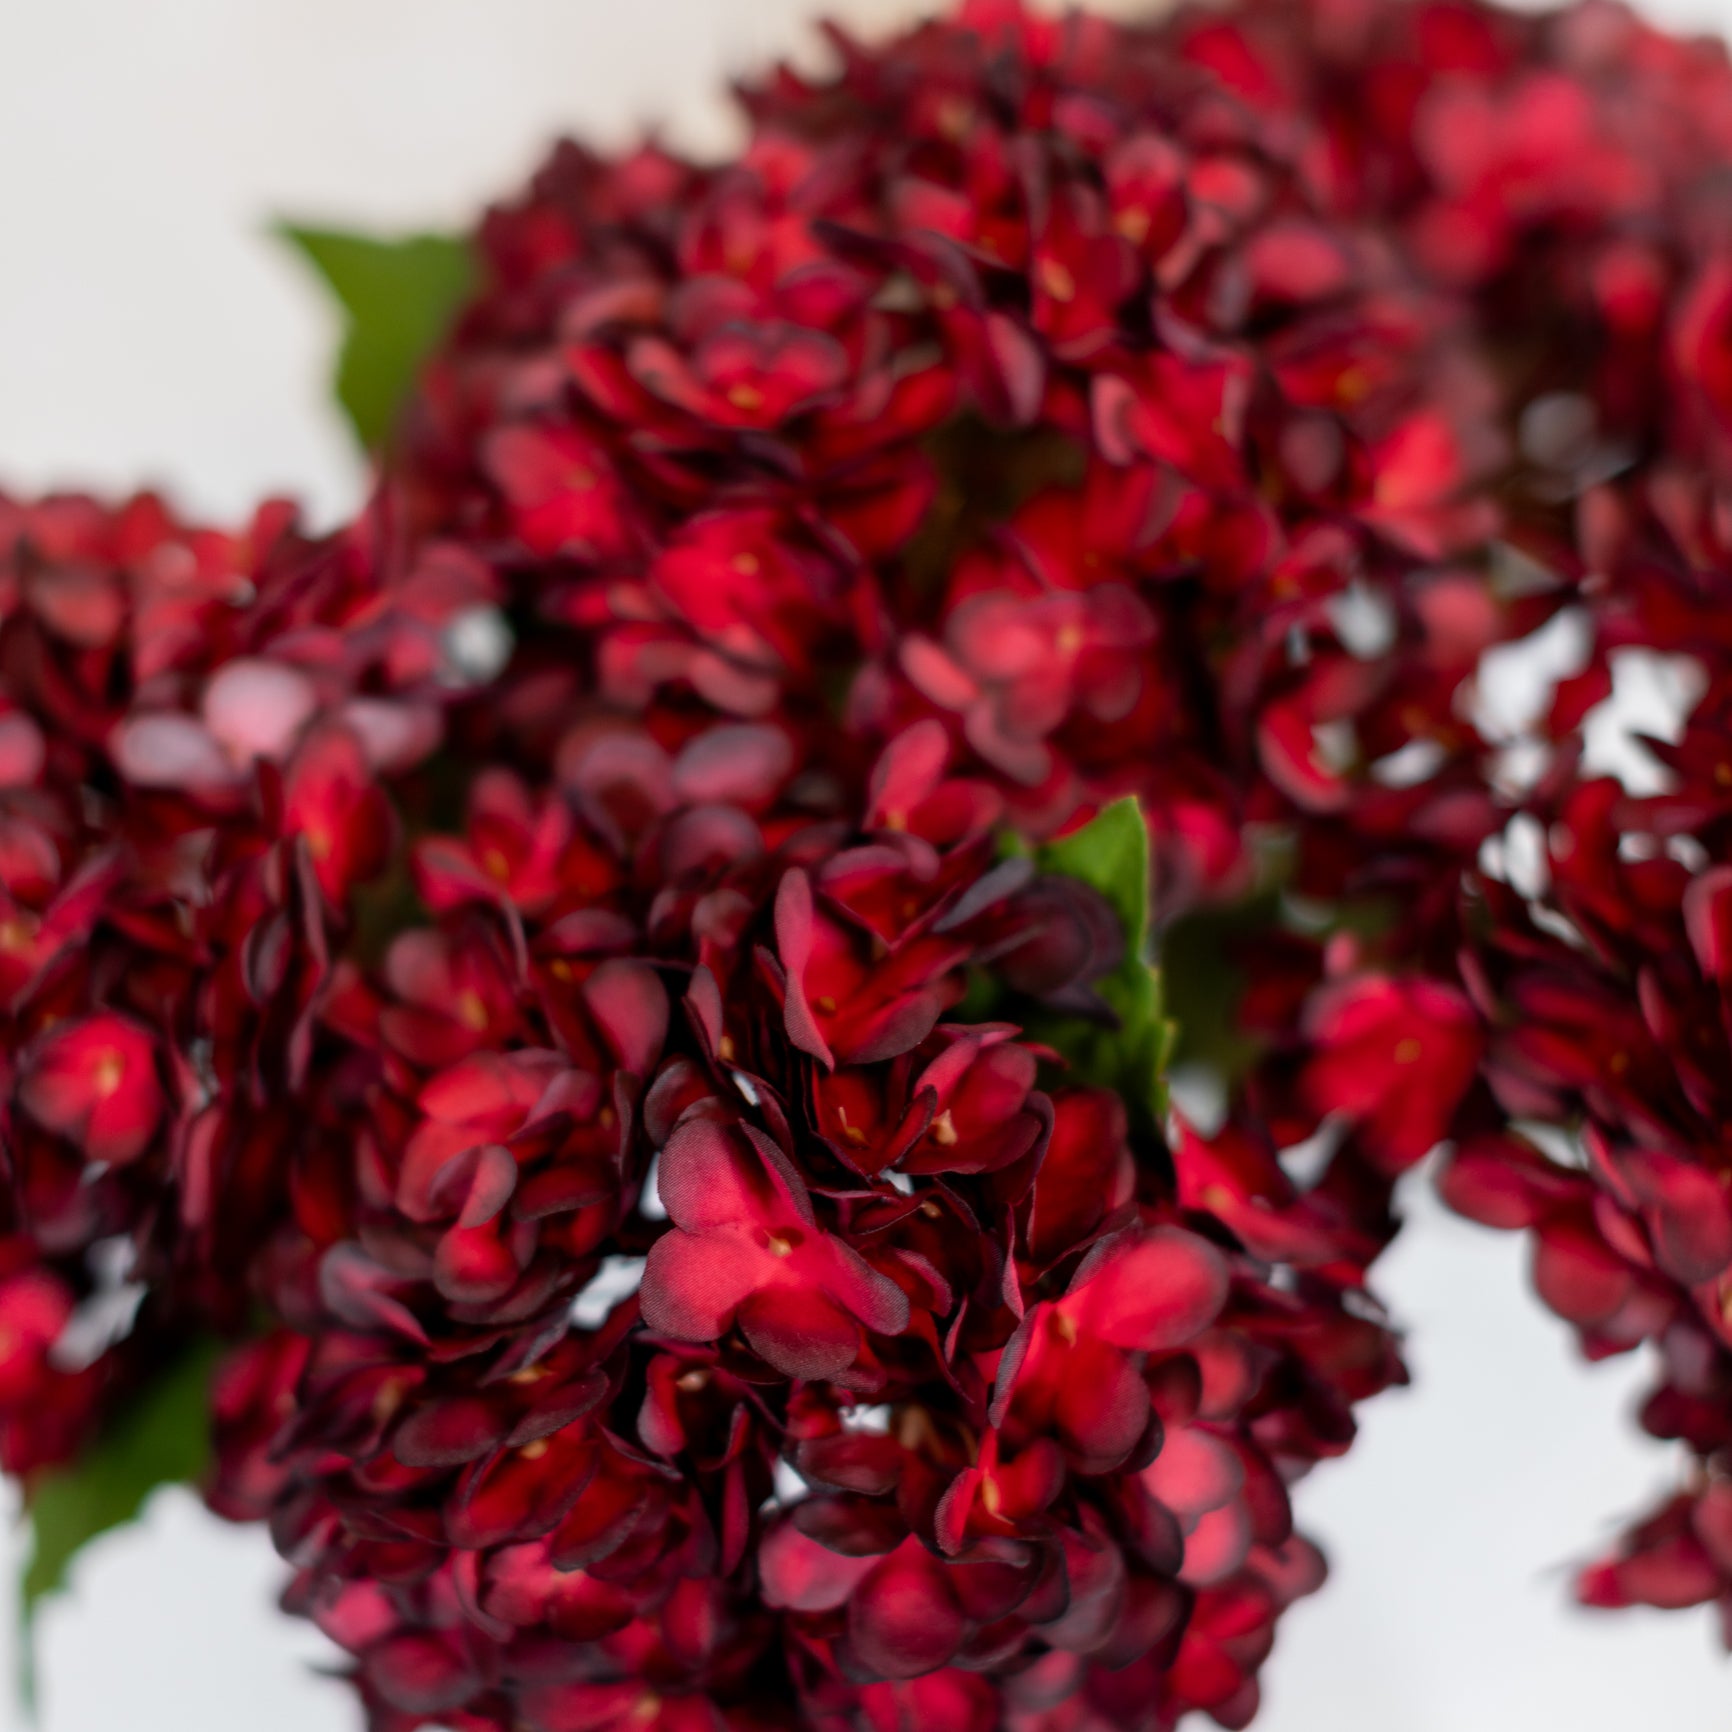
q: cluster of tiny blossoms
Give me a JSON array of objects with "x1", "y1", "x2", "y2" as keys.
[{"x1": 4, "y1": 1, "x2": 1732, "y2": 1727}]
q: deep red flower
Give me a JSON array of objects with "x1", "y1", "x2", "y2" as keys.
[
  {"x1": 1302, "y1": 976, "x2": 1482, "y2": 1172},
  {"x1": 18, "y1": 1011, "x2": 165, "y2": 1167},
  {"x1": 993, "y1": 1226, "x2": 1229, "y2": 1475},
  {"x1": 640, "y1": 1116, "x2": 909, "y2": 1378}
]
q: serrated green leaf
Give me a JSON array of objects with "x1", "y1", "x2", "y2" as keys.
[
  {"x1": 278, "y1": 225, "x2": 472, "y2": 451},
  {"x1": 1034, "y1": 799, "x2": 1169, "y2": 1127},
  {"x1": 18, "y1": 1341, "x2": 219, "y2": 1710}
]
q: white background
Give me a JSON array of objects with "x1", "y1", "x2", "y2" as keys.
[{"x1": 1, "y1": 2, "x2": 1730, "y2": 1728}]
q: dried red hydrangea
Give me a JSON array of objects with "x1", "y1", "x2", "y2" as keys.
[{"x1": 7, "y1": 0, "x2": 1732, "y2": 1727}]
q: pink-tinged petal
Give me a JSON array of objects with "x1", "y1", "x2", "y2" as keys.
[
  {"x1": 682, "y1": 967, "x2": 726, "y2": 1063},
  {"x1": 867, "y1": 720, "x2": 950, "y2": 829},
  {"x1": 308, "y1": 1580, "x2": 399, "y2": 1655},
  {"x1": 1062, "y1": 1227, "x2": 1229, "y2": 1352},
  {"x1": 684, "y1": 650, "x2": 780, "y2": 718},
  {"x1": 362, "y1": 1632, "x2": 478, "y2": 1715},
  {"x1": 983, "y1": 311, "x2": 1046, "y2": 425},
  {"x1": 581, "y1": 959, "x2": 669, "y2": 1078},
  {"x1": 397, "y1": 1126, "x2": 481, "y2": 1224},
  {"x1": 997, "y1": 1438, "x2": 1067, "y2": 1518},
  {"x1": 338, "y1": 697, "x2": 441, "y2": 773},
  {"x1": 836, "y1": 987, "x2": 948, "y2": 1067},
  {"x1": 0, "y1": 714, "x2": 45, "y2": 789},
  {"x1": 672, "y1": 724, "x2": 792, "y2": 805},
  {"x1": 202, "y1": 658, "x2": 319, "y2": 764},
  {"x1": 418, "y1": 1050, "x2": 556, "y2": 1130},
  {"x1": 640, "y1": 1229, "x2": 768, "y2": 1344},
  {"x1": 776, "y1": 869, "x2": 834, "y2": 1068},
  {"x1": 848, "y1": 1541, "x2": 965, "y2": 1680},
  {"x1": 1179, "y1": 1500, "x2": 1253, "y2": 1587},
  {"x1": 1143, "y1": 1428, "x2": 1245, "y2": 1520},
  {"x1": 458, "y1": 1142, "x2": 518, "y2": 1228},
  {"x1": 900, "y1": 636, "x2": 980, "y2": 712},
  {"x1": 110, "y1": 713, "x2": 237, "y2": 790},
  {"x1": 1261, "y1": 1534, "x2": 1329, "y2": 1605},
  {"x1": 760, "y1": 1519, "x2": 880, "y2": 1612}
]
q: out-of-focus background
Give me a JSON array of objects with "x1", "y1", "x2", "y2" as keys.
[{"x1": 1, "y1": 2, "x2": 1731, "y2": 1727}]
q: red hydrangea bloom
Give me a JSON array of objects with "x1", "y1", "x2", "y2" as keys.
[{"x1": 22, "y1": 0, "x2": 1732, "y2": 1726}]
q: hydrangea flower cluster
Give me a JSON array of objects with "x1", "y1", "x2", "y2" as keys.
[{"x1": 4, "y1": 0, "x2": 1732, "y2": 1727}]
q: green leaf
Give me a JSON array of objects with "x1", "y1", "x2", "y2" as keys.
[
  {"x1": 1034, "y1": 798, "x2": 1174, "y2": 1129},
  {"x1": 18, "y1": 1341, "x2": 220, "y2": 1709},
  {"x1": 1038, "y1": 796, "x2": 1150, "y2": 955},
  {"x1": 1157, "y1": 833, "x2": 1296, "y2": 1089},
  {"x1": 278, "y1": 225, "x2": 473, "y2": 451},
  {"x1": 1158, "y1": 891, "x2": 1281, "y2": 1087}
]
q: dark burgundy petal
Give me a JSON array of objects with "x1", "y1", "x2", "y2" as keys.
[
  {"x1": 848, "y1": 1541, "x2": 966, "y2": 1680},
  {"x1": 393, "y1": 1396, "x2": 510, "y2": 1468},
  {"x1": 776, "y1": 869, "x2": 835, "y2": 1068},
  {"x1": 739, "y1": 1286, "x2": 861, "y2": 1380}
]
